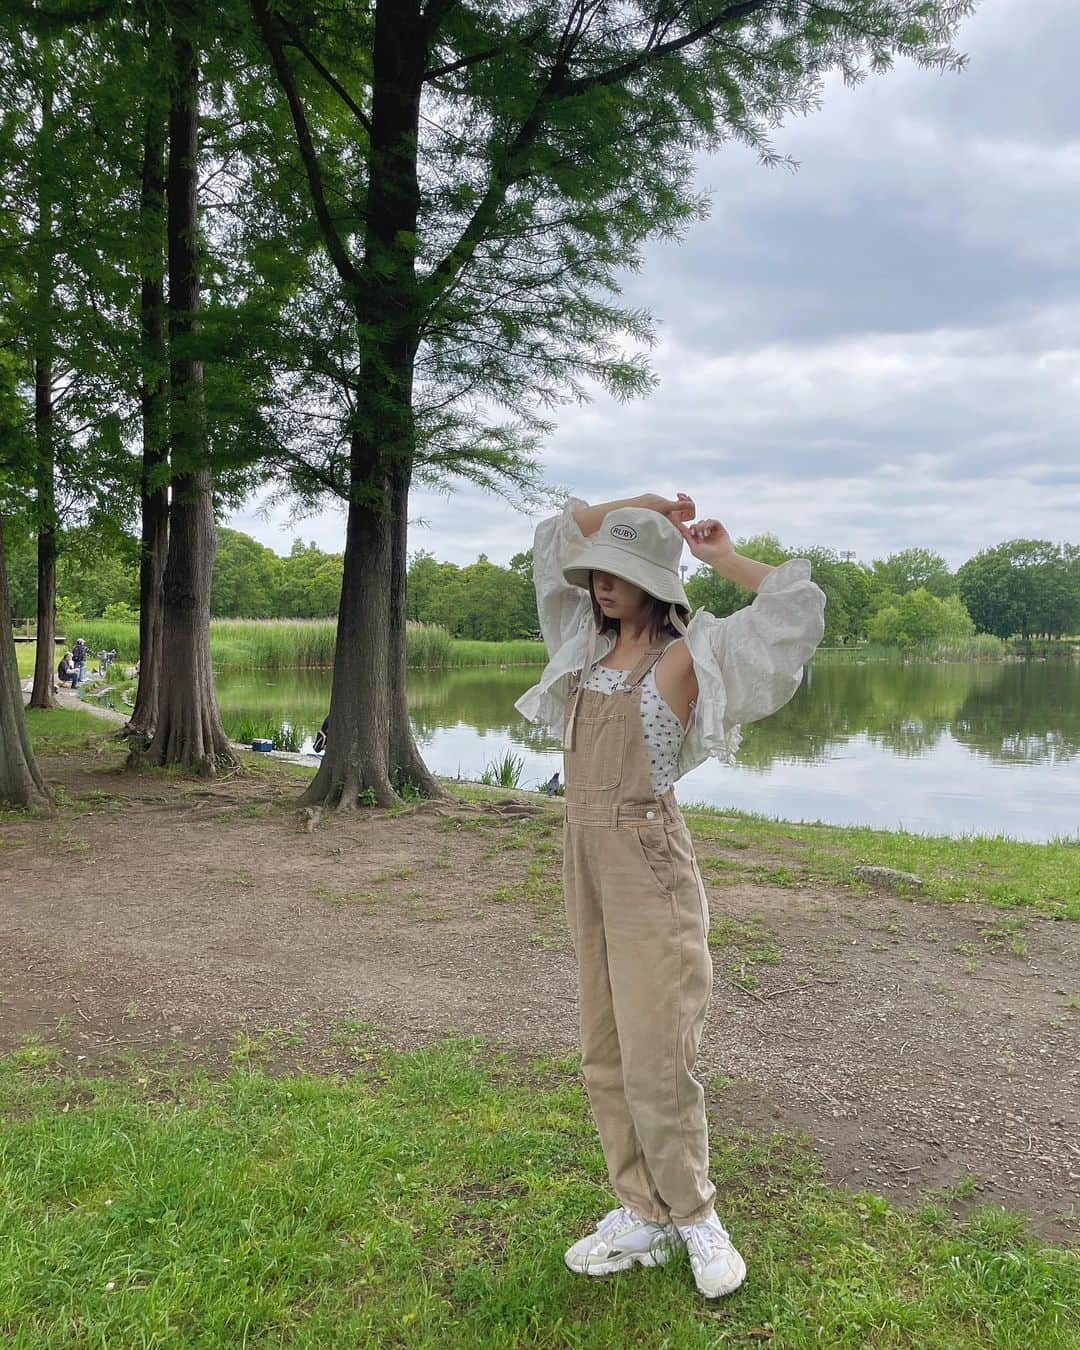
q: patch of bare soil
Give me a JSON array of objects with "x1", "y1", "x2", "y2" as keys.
[{"x1": 1, "y1": 749, "x2": 1077, "y2": 1243}]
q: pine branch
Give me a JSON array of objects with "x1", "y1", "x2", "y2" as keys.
[
  {"x1": 422, "y1": 2, "x2": 769, "y2": 307},
  {"x1": 250, "y1": 0, "x2": 361, "y2": 294},
  {"x1": 279, "y1": 16, "x2": 373, "y2": 136},
  {"x1": 559, "y1": 1, "x2": 773, "y2": 96}
]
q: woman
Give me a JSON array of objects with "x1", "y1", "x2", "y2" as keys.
[{"x1": 515, "y1": 492, "x2": 826, "y2": 1300}]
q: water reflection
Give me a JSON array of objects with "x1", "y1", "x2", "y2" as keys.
[{"x1": 214, "y1": 657, "x2": 1080, "y2": 840}]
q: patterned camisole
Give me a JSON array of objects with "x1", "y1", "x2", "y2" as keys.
[{"x1": 581, "y1": 661, "x2": 689, "y2": 798}]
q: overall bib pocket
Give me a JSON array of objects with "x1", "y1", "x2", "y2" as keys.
[{"x1": 565, "y1": 713, "x2": 625, "y2": 791}]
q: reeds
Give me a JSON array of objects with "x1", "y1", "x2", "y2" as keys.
[{"x1": 50, "y1": 618, "x2": 547, "y2": 671}]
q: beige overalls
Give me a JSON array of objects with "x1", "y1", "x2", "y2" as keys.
[{"x1": 562, "y1": 642, "x2": 716, "y2": 1227}]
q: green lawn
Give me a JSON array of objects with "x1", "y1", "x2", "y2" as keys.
[
  {"x1": 14, "y1": 641, "x2": 36, "y2": 679},
  {"x1": 1, "y1": 1035, "x2": 1076, "y2": 1349},
  {"x1": 22, "y1": 705, "x2": 111, "y2": 751},
  {"x1": 682, "y1": 804, "x2": 1080, "y2": 921}
]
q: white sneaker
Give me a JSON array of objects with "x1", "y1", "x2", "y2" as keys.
[
  {"x1": 676, "y1": 1211, "x2": 747, "y2": 1298},
  {"x1": 565, "y1": 1205, "x2": 683, "y2": 1276}
]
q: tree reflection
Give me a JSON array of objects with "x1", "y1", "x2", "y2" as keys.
[{"x1": 219, "y1": 658, "x2": 1080, "y2": 770}]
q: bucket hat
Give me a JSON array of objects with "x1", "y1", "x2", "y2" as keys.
[{"x1": 563, "y1": 506, "x2": 690, "y2": 610}]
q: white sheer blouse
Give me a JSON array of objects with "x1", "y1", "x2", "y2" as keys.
[{"x1": 514, "y1": 498, "x2": 827, "y2": 779}]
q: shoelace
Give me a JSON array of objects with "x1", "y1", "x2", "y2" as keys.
[
  {"x1": 596, "y1": 1206, "x2": 637, "y2": 1243},
  {"x1": 682, "y1": 1218, "x2": 732, "y2": 1264}
]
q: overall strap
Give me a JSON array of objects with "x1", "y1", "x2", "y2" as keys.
[
  {"x1": 562, "y1": 621, "x2": 598, "y2": 752},
  {"x1": 623, "y1": 644, "x2": 668, "y2": 690}
]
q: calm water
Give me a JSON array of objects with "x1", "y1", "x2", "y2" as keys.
[{"x1": 215, "y1": 658, "x2": 1080, "y2": 842}]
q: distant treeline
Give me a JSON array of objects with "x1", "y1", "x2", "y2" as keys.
[{"x1": 5, "y1": 522, "x2": 1078, "y2": 648}]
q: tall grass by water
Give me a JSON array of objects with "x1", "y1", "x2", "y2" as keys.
[
  {"x1": 46, "y1": 620, "x2": 547, "y2": 671},
  {"x1": 816, "y1": 634, "x2": 1008, "y2": 663}
]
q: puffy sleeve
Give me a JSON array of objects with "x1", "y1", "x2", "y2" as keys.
[
  {"x1": 531, "y1": 497, "x2": 594, "y2": 658},
  {"x1": 684, "y1": 559, "x2": 826, "y2": 762}
]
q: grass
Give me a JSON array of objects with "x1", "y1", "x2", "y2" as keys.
[
  {"x1": 683, "y1": 805, "x2": 1080, "y2": 920},
  {"x1": 13, "y1": 628, "x2": 548, "y2": 673},
  {"x1": 221, "y1": 714, "x2": 303, "y2": 752},
  {"x1": 1, "y1": 1036, "x2": 1076, "y2": 1349},
  {"x1": 14, "y1": 641, "x2": 37, "y2": 679},
  {"x1": 22, "y1": 706, "x2": 111, "y2": 752},
  {"x1": 814, "y1": 635, "x2": 1008, "y2": 663}
]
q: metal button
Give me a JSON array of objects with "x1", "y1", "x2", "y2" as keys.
[{"x1": 646, "y1": 810, "x2": 656, "y2": 820}]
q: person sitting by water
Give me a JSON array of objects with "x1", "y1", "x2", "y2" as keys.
[
  {"x1": 312, "y1": 715, "x2": 329, "y2": 754},
  {"x1": 57, "y1": 651, "x2": 79, "y2": 689}
]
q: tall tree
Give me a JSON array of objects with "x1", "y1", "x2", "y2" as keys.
[
  {"x1": 253, "y1": 0, "x2": 971, "y2": 809},
  {"x1": 27, "y1": 52, "x2": 57, "y2": 707},
  {"x1": 138, "y1": 2, "x2": 234, "y2": 773},
  {"x1": 872, "y1": 547, "x2": 956, "y2": 599},
  {"x1": 0, "y1": 277, "x2": 50, "y2": 805},
  {"x1": 0, "y1": 514, "x2": 51, "y2": 807},
  {"x1": 126, "y1": 10, "x2": 170, "y2": 740}
]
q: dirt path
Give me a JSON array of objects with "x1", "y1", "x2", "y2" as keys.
[{"x1": 1, "y1": 750, "x2": 1077, "y2": 1243}]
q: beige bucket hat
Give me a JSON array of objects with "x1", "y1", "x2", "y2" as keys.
[{"x1": 563, "y1": 506, "x2": 691, "y2": 610}]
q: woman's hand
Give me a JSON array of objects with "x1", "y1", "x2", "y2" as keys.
[
  {"x1": 676, "y1": 517, "x2": 735, "y2": 567},
  {"x1": 638, "y1": 492, "x2": 696, "y2": 528}
]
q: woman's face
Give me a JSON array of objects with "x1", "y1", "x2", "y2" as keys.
[{"x1": 591, "y1": 570, "x2": 646, "y2": 622}]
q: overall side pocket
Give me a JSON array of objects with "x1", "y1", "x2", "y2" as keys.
[{"x1": 634, "y1": 823, "x2": 676, "y2": 896}]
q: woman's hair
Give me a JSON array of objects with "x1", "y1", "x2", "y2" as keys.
[{"x1": 589, "y1": 574, "x2": 689, "y2": 642}]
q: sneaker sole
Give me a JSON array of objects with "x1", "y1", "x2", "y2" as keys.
[{"x1": 565, "y1": 1245, "x2": 677, "y2": 1277}]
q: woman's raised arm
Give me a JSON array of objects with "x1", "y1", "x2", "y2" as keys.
[{"x1": 572, "y1": 492, "x2": 696, "y2": 537}]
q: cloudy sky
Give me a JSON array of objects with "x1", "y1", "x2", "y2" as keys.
[{"x1": 228, "y1": 0, "x2": 1079, "y2": 570}]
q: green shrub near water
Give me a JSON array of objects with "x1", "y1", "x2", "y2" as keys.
[
  {"x1": 479, "y1": 750, "x2": 526, "y2": 788},
  {"x1": 220, "y1": 714, "x2": 302, "y2": 752}
]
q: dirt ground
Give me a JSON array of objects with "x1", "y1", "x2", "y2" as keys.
[{"x1": 2, "y1": 744, "x2": 1078, "y2": 1244}]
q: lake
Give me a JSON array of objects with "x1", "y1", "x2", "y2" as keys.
[{"x1": 215, "y1": 657, "x2": 1080, "y2": 843}]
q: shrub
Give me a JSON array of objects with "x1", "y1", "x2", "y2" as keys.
[{"x1": 869, "y1": 589, "x2": 975, "y2": 650}]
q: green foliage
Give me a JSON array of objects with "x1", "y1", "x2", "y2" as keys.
[
  {"x1": 872, "y1": 547, "x2": 957, "y2": 598},
  {"x1": 869, "y1": 589, "x2": 975, "y2": 650},
  {"x1": 957, "y1": 540, "x2": 1080, "y2": 640},
  {"x1": 686, "y1": 534, "x2": 789, "y2": 618},
  {"x1": 406, "y1": 549, "x2": 538, "y2": 641},
  {"x1": 212, "y1": 530, "x2": 344, "y2": 619},
  {"x1": 687, "y1": 537, "x2": 885, "y2": 645}
]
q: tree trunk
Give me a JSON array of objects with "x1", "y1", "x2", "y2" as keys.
[
  {"x1": 131, "y1": 8, "x2": 233, "y2": 774},
  {"x1": 125, "y1": 80, "x2": 169, "y2": 742},
  {"x1": 141, "y1": 469, "x2": 231, "y2": 773},
  {"x1": 300, "y1": 455, "x2": 397, "y2": 808},
  {"x1": 388, "y1": 457, "x2": 442, "y2": 796},
  {"x1": 0, "y1": 516, "x2": 53, "y2": 809},
  {"x1": 28, "y1": 478, "x2": 57, "y2": 709},
  {"x1": 28, "y1": 77, "x2": 56, "y2": 711},
  {"x1": 301, "y1": 0, "x2": 433, "y2": 810}
]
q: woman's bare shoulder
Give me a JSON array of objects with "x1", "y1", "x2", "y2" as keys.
[{"x1": 654, "y1": 637, "x2": 698, "y2": 721}]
